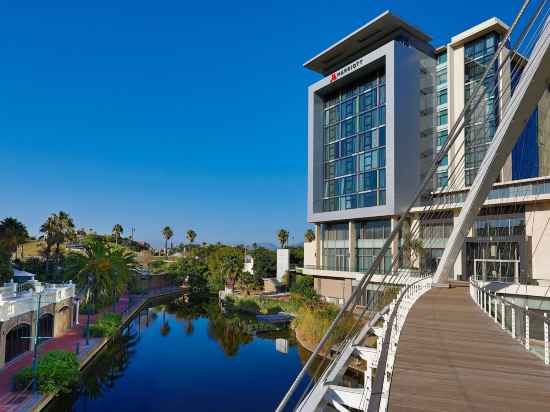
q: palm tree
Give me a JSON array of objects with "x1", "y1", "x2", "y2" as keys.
[
  {"x1": 67, "y1": 239, "x2": 136, "y2": 305},
  {"x1": 162, "y1": 226, "x2": 173, "y2": 256},
  {"x1": 112, "y1": 224, "x2": 124, "y2": 245},
  {"x1": 186, "y1": 229, "x2": 197, "y2": 245},
  {"x1": 304, "y1": 229, "x2": 315, "y2": 243},
  {"x1": 277, "y1": 229, "x2": 289, "y2": 249},
  {"x1": 221, "y1": 249, "x2": 244, "y2": 291},
  {"x1": 402, "y1": 223, "x2": 424, "y2": 270},
  {"x1": 0, "y1": 217, "x2": 29, "y2": 260},
  {"x1": 55, "y1": 211, "x2": 75, "y2": 259},
  {"x1": 40, "y1": 215, "x2": 58, "y2": 273}
]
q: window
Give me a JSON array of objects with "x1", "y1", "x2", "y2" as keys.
[
  {"x1": 438, "y1": 109, "x2": 448, "y2": 126},
  {"x1": 437, "y1": 90, "x2": 448, "y2": 106},
  {"x1": 341, "y1": 137, "x2": 357, "y2": 157},
  {"x1": 436, "y1": 172, "x2": 448, "y2": 188},
  {"x1": 437, "y1": 129, "x2": 448, "y2": 148},
  {"x1": 342, "y1": 117, "x2": 356, "y2": 137},
  {"x1": 379, "y1": 106, "x2": 386, "y2": 125},
  {"x1": 436, "y1": 69, "x2": 447, "y2": 85},
  {"x1": 359, "y1": 171, "x2": 377, "y2": 191},
  {"x1": 437, "y1": 52, "x2": 447, "y2": 65},
  {"x1": 341, "y1": 98, "x2": 356, "y2": 119},
  {"x1": 359, "y1": 89, "x2": 377, "y2": 112},
  {"x1": 379, "y1": 127, "x2": 386, "y2": 146},
  {"x1": 322, "y1": 69, "x2": 386, "y2": 212}
]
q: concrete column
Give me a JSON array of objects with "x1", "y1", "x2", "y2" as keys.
[
  {"x1": 344, "y1": 278, "x2": 353, "y2": 302},
  {"x1": 315, "y1": 224, "x2": 322, "y2": 268},
  {"x1": 349, "y1": 221, "x2": 357, "y2": 272}
]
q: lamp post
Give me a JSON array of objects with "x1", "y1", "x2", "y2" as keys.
[
  {"x1": 86, "y1": 310, "x2": 91, "y2": 345},
  {"x1": 31, "y1": 293, "x2": 42, "y2": 394}
]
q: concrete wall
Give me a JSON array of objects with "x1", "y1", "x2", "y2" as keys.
[
  {"x1": 0, "y1": 297, "x2": 74, "y2": 368},
  {"x1": 276, "y1": 249, "x2": 289, "y2": 282},
  {"x1": 525, "y1": 200, "x2": 550, "y2": 285},
  {"x1": 315, "y1": 277, "x2": 352, "y2": 304},
  {"x1": 538, "y1": 89, "x2": 550, "y2": 176},
  {"x1": 304, "y1": 241, "x2": 317, "y2": 267}
]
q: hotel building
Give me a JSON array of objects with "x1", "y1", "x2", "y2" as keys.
[{"x1": 301, "y1": 11, "x2": 550, "y2": 304}]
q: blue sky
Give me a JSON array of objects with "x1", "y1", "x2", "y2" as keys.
[{"x1": 1, "y1": 0, "x2": 517, "y2": 247}]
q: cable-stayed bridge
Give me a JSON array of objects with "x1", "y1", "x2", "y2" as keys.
[{"x1": 277, "y1": 1, "x2": 550, "y2": 410}]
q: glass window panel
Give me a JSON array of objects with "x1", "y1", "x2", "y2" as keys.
[
  {"x1": 342, "y1": 117, "x2": 356, "y2": 137},
  {"x1": 379, "y1": 169, "x2": 386, "y2": 188},
  {"x1": 379, "y1": 127, "x2": 386, "y2": 146}
]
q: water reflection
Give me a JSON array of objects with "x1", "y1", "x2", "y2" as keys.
[{"x1": 46, "y1": 295, "x2": 307, "y2": 412}]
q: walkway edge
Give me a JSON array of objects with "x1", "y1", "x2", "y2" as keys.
[{"x1": 26, "y1": 288, "x2": 186, "y2": 412}]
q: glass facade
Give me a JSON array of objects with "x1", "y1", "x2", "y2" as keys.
[
  {"x1": 357, "y1": 219, "x2": 392, "y2": 273},
  {"x1": 464, "y1": 33, "x2": 500, "y2": 186},
  {"x1": 322, "y1": 223, "x2": 350, "y2": 271},
  {"x1": 435, "y1": 51, "x2": 449, "y2": 188},
  {"x1": 322, "y1": 70, "x2": 387, "y2": 212}
]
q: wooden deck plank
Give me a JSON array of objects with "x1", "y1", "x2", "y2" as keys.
[{"x1": 388, "y1": 287, "x2": 550, "y2": 412}]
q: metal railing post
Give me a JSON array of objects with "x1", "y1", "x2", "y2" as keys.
[
  {"x1": 525, "y1": 306, "x2": 530, "y2": 351},
  {"x1": 493, "y1": 295, "x2": 498, "y2": 323},
  {"x1": 545, "y1": 313, "x2": 549, "y2": 365},
  {"x1": 512, "y1": 307, "x2": 516, "y2": 339},
  {"x1": 501, "y1": 300, "x2": 505, "y2": 330}
]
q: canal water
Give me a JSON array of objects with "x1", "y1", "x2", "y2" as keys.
[{"x1": 45, "y1": 295, "x2": 310, "y2": 411}]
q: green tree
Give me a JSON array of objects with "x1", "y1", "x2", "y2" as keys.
[
  {"x1": 250, "y1": 247, "x2": 276, "y2": 279},
  {"x1": 277, "y1": 229, "x2": 289, "y2": 249},
  {"x1": 40, "y1": 215, "x2": 58, "y2": 274},
  {"x1": 112, "y1": 224, "x2": 124, "y2": 245},
  {"x1": 162, "y1": 226, "x2": 173, "y2": 256},
  {"x1": 402, "y1": 223, "x2": 424, "y2": 269},
  {"x1": 304, "y1": 229, "x2": 315, "y2": 243},
  {"x1": 207, "y1": 246, "x2": 244, "y2": 291},
  {"x1": 54, "y1": 211, "x2": 75, "y2": 259},
  {"x1": 66, "y1": 238, "x2": 136, "y2": 306},
  {"x1": 289, "y1": 246, "x2": 304, "y2": 266},
  {"x1": 0, "y1": 217, "x2": 29, "y2": 260},
  {"x1": 186, "y1": 229, "x2": 197, "y2": 244}
]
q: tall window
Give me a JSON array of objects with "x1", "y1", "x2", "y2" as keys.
[
  {"x1": 464, "y1": 32, "x2": 500, "y2": 186},
  {"x1": 322, "y1": 70, "x2": 387, "y2": 212}
]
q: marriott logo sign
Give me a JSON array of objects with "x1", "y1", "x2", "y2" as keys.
[{"x1": 329, "y1": 57, "x2": 365, "y2": 83}]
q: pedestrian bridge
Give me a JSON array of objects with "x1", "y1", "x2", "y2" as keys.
[
  {"x1": 389, "y1": 285, "x2": 550, "y2": 411},
  {"x1": 277, "y1": 1, "x2": 550, "y2": 410}
]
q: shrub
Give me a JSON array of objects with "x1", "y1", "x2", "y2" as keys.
[
  {"x1": 129, "y1": 286, "x2": 146, "y2": 295},
  {"x1": 290, "y1": 275, "x2": 317, "y2": 301},
  {"x1": 89, "y1": 313, "x2": 122, "y2": 337},
  {"x1": 79, "y1": 303, "x2": 96, "y2": 315},
  {"x1": 14, "y1": 350, "x2": 80, "y2": 394},
  {"x1": 293, "y1": 301, "x2": 355, "y2": 351}
]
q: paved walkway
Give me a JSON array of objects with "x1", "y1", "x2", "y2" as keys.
[
  {"x1": 388, "y1": 286, "x2": 550, "y2": 412},
  {"x1": 0, "y1": 295, "x2": 133, "y2": 411}
]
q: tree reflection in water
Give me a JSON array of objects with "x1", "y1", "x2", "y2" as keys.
[{"x1": 45, "y1": 295, "x2": 296, "y2": 411}]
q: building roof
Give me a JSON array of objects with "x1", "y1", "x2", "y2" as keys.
[
  {"x1": 450, "y1": 17, "x2": 509, "y2": 48},
  {"x1": 304, "y1": 11, "x2": 432, "y2": 75}
]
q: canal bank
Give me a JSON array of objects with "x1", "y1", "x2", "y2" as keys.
[
  {"x1": 19, "y1": 287, "x2": 187, "y2": 412},
  {"x1": 42, "y1": 294, "x2": 311, "y2": 412}
]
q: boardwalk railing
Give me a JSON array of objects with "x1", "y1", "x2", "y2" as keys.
[
  {"x1": 294, "y1": 275, "x2": 432, "y2": 412},
  {"x1": 470, "y1": 279, "x2": 550, "y2": 364}
]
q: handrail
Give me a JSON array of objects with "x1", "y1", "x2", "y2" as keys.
[
  {"x1": 367, "y1": 276, "x2": 431, "y2": 411},
  {"x1": 470, "y1": 278, "x2": 550, "y2": 365},
  {"x1": 470, "y1": 279, "x2": 549, "y2": 323}
]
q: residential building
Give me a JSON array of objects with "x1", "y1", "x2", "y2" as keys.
[{"x1": 301, "y1": 11, "x2": 550, "y2": 303}]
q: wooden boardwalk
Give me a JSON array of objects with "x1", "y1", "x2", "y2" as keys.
[{"x1": 388, "y1": 286, "x2": 550, "y2": 412}]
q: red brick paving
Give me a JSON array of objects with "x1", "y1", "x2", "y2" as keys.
[{"x1": 0, "y1": 295, "x2": 133, "y2": 409}]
